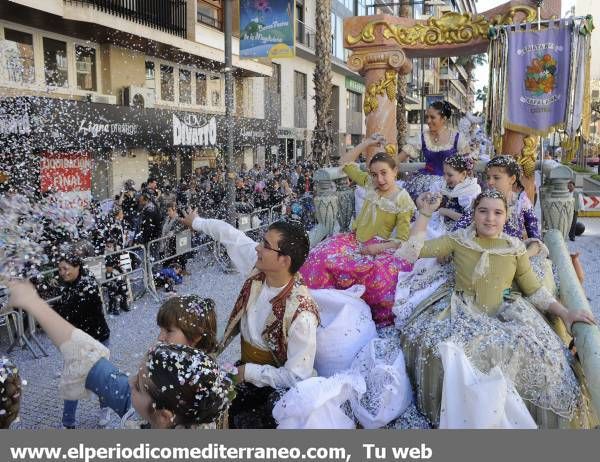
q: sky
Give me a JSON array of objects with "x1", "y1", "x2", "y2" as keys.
[{"x1": 472, "y1": 0, "x2": 575, "y2": 111}]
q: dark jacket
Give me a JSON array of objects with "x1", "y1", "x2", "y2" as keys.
[
  {"x1": 136, "y1": 202, "x2": 162, "y2": 245},
  {"x1": 55, "y1": 271, "x2": 110, "y2": 342}
]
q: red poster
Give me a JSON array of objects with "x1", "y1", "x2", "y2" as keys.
[{"x1": 40, "y1": 151, "x2": 92, "y2": 208}]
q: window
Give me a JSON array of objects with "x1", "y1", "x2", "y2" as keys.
[
  {"x1": 408, "y1": 110, "x2": 421, "y2": 124},
  {"x1": 75, "y1": 45, "x2": 97, "y2": 91},
  {"x1": 160, "y1": 65, "x2": 174, "y2": 101},
  {"x1": 208, "y1": 75, "x2": 223, "y2": 107},
  {"x1": 592, "y1": 89, "x2": 599, "y2": 99},
  {"x1": 347, "y1": 91, "x2": 362, "y2": 113},
  {"x1": 197, "y1": 0, "x2": 223, "y2": 30},
  {"x1": 43, "y1": 37, "x2": 68, "y2": 87},
  {"x1": 272, "y1": 63, "x2": 281, "y2": 95},
  {"x1": 355, "y1": 0, "x2": 367, "y2": 16},
  {"x1": 294, "y1": 71, "x2": 307, "y2": 128},
  {"x1": 145, "y1": 61, "x2": 156, "y2": 89},
  {"x1": 296, "y1": 2, "x2": 305, "y2": 44},
  {"x1": 195, "y1": 72, "x2": 207, "y2": 105},
  {"x1": 331, "y1": 13, "x2": 345, "y2": 61},
  {"x1": 179, "y1": 69, "x2": 191, "y2": 104},
  {"x1": 2, "y1": 29, "x2": 35, "y2": 84}
]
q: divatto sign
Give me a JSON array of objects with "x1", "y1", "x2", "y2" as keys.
[{"x1": 172, "y1": 114, "x2": 217, "y2": 147}]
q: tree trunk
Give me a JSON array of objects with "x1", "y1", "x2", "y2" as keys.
[
  {"x1": 311, "y1": 0, "x2": 333, "y2": 165},
  {"x1": 396, "y1": 73, "x2": 408, "y2": 148}
]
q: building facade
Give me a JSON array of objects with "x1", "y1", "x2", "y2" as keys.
[
  {"x1": 0, "y1": 0, "x2": 276, "y2": 201},
  {"x1": 269, "y1": 0, "x2": 367, "y2": 163}
]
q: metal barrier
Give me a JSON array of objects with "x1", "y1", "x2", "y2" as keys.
[
  {"x1": 9, "y1": 244, "x2": 152, "y2": 359},
  {"x1": 146, "y1": 230, "x2": 213, "y2": 298}
]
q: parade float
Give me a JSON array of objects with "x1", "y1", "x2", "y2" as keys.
[{"x1": 307, "y1": 0, "x2": 600, "y2": 428}]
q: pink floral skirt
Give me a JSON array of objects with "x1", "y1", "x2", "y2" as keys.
[{"x1": 300, "y1": 232, "x2": 413, "y2": 327}]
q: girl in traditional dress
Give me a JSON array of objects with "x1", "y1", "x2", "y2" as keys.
[
  {"x1": 454, "y1": 155, "x2": 540, "y2": 242},
  {"x1": 395, "y1": 190, "x2": 597, "y2": 428},
  {"x1": 401, "y1": 101, "x2": 470, "y2": 201},
  {"x1": 300, "y1": 134, "x2": 416, "y2": 327},
  {"x1": 426, "y1": 153, "x2": 481, "y2": 238}
]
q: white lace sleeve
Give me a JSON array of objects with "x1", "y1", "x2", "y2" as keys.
[
  {"x1": 526, "y1": 286, "x2": 556, "y2": 312},
  {"x1": 394, "y1": 232, "x2": 426, "y2": 263},
  {"x1": 59, "y1": 329, "x2": 110, "y2": 401}
]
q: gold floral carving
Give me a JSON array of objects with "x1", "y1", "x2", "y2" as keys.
[
  {"x1": 519, "y1": 135, "x2": 539, "y2": 177},
  {"x1": 384, "y1": 144, "x2": 397, "y2": 156},
  {"x1": 346, "y1": 6, "x2": 537, "y2": 47},
  {"x1": 363, "y1": 70, "x2": 397, "y2": 115},
  {"x1": 493, "y1": 134, "x2": 503, "y2": 155}
]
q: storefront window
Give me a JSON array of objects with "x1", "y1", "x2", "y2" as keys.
[
  {"x1": 145, "y1": 61, "x2": 156, "y2": 89},
  {"x1": 75, "y1": 45, "x2": 97, "y2": 91},
  {"x1": 195, "y1": 72, "x2": 207, "y2": 105},
  {"x1": 208, "y1": 75, "x2": 223, "y2": 107},
  {"x1": 2, "y1": 28, "x2": 35, "y2": 84},
  {"x1": 179, "y1": 69, "x2": 192, "y2": 104},
  {"x1": 43, "y1": 37, "x2": 68, "y2": 87},
  {"x1": 160, "y1": 65, "x2": 174, "y2": 101},
  {"x1": 347, "y1": 91, "x2": 362, "y2": 113}
]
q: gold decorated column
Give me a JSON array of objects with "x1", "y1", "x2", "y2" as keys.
[{"x1": 347, "y1": 47, "x2": 412, "y2": 163}]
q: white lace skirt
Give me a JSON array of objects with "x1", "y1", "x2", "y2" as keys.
[{"x1": 400, "y1": 290, "x2": 597, "y2": 428}]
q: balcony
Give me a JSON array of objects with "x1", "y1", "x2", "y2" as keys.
[
  {"x1": 65, "y1": 0, "x2": 187, "y2": 38},
  {"x1": 296, "y1": 20, "x2": 315, "y2": 50},
  {"x1": 439, "y1": 67, "x2": 459, "y2": 80}
]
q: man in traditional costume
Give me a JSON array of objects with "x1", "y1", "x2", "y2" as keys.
[{"x1": 181, "y1": 212, "x2": 319, "y2": 428}]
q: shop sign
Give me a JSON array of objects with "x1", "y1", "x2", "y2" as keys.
[
  {"x1": 345, "y1": 77, "x2": 365, "y2": 94},
  {"x1": 77, "y1": 119, "x2": 139, "y2": 137},
  {"x1": 40, "y1": 151, "x2": 92, "y2": 209},
  {"x1": 172, "y1": 115, "x2": 217, "y2": 146}
]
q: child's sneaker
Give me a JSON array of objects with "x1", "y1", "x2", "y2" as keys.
[{"x1": 98, "y1": 408, "x2": 111, "y2": 427}]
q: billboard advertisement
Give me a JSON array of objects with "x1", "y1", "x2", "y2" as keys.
[{"x1": 240, "y1": 0, "x2": 295, "y2": 59}]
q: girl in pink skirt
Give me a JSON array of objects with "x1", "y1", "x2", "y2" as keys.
[{"x1": 301, "y1": 134, "x2": 416, "y2": 327}]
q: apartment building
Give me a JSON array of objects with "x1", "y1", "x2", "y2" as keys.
[
  {"x1": 271, "y1": 0, "x2": 367, "y2": 163},
  {"x1": 0, "y1": 0, "x2": 276, "y2": 200},
  {"x1": 403, "y1": 0, "x2": 477, "y2": 140}
]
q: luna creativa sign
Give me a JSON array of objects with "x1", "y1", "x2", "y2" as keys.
[{"x1": 239, "y1": 0, "x2": 295, "y2": 59}]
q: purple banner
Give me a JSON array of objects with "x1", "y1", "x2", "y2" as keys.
[{"x1": 505, "y1": 24, "x2": 572, "y2": 136}]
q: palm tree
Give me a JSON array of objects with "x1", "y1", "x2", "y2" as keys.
[
  {"x1": 475, "y1": 85, "x2": 488, "y2": 114},
  {"x1": 311, "y1": 0, "x2": 333, "y2": 165}
]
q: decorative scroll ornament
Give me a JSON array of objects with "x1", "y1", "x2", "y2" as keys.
[
  {"x1": 519, "y1": 135, "x2": 539, "y2": 177},
  {"x1": 347, "y1": 6, "x2": 537, "y2": 47},
  {"x1": 363, "y1": 70, "x2": 397, "y2": 115},
  {"x1": 384, "y1": 144, "x2": 397, "y2": 156}
]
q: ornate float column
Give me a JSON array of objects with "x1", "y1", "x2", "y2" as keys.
[
  {"x1": 347, "y1": 47, "x2": 412, "y2": 162},
  {"x1": 539, "y1": 161, "x2": 574, "y2": 238}
]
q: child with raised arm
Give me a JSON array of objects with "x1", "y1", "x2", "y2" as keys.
[
  {"x1": 7, "y1": 281, "x2": 234, "y2": 429},
  {"x1": 300, "y1": 133, "x2": 416, "y2": 327}
]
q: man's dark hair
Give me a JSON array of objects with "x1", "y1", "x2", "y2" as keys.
[{"x1": 268, "y1": 220, "x2": 310, "y2": 274}]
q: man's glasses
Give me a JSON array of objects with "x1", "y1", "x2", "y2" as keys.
[{"x1": 261, "y1": 238, "x2": 285, "y2": 255}]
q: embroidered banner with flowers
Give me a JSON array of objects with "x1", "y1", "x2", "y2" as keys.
[{"x1": 505, "y1": 22, "x2": 572, "y2": 136}]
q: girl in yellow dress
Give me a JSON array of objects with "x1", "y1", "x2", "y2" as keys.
[
  {"x1": 395, "y1": 189, "x2": 597, "y2": 428},
  {"x1": 300, "y1": 134, "x2": 416, "y2": 327}
]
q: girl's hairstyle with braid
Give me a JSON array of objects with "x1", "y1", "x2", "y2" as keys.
[{"x1": 486, "y1": 155, "x2": 524, "y2": 190}]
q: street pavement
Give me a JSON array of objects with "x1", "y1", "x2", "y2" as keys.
[{"x1": 3, "y1": 218, "x2": 600, "y2": 429}]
